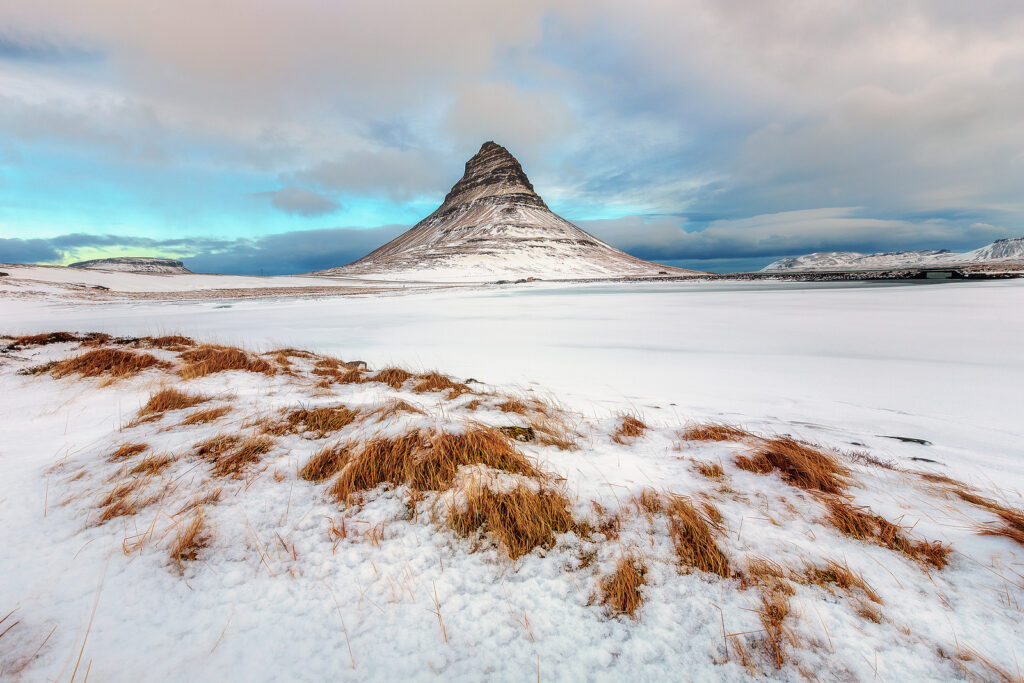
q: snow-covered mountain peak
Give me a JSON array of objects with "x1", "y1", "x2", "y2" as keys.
[
  {"x1": 317, "y1": 142, "x2": 698, "y2": 281},
  {"x1": 68, "y1": 257, "x2": 191, "y2": 274}
]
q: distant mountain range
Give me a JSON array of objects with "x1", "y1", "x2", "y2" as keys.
[
  {"x1": 761, "y1": 237, "x2": 1024, "y2": 272},
  {"x1": 69, "y1": 257, "x2": 192, "y2": 274},
  {"x1": 315, "y1": 141, "x2": 698, "y2": 281}
]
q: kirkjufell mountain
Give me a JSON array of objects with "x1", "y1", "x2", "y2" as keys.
[{"x1": 317, "y1": 142, "x2": 699, "y2": 281}]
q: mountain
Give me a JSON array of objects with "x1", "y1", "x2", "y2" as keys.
[
  {"x1": 762, "y1": 238, "x2": 1024, "y2": 272},
  {"x1": 316, "y1": 142, "x2": 699, "y2": 281},
  {"x1": 69, "y1": 257, "x2": 192, "y2": 274}
]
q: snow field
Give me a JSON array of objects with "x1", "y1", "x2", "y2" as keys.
[{"x1": 1, "y1": 335, "x2": 1022, "y2": 681}]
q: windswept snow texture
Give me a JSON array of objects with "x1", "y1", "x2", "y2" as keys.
[
  {"x1": 762, "y1": 237, "x2": 1024, "y2": 271},
  {"x1": 317, "y1": 142, "x2": 698, "y2": 282},
  {"x1": 69, "y1": 257, "x2": 193, "y2": 273}
]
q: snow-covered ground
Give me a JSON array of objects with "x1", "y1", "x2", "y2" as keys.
[{"x1": 1, "y1": 279, "x2": 1022, "y2": 680}]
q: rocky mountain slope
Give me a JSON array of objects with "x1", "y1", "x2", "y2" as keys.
[
  {"x1": 69, "y1": 257, "x2": 192, "y2": 273},
  {"x1": 317, "y1": 142, "x2": 699, "y2": 281},
  {"x1": 762, "y1": 237, "x2": 1024, "y2": 271}
]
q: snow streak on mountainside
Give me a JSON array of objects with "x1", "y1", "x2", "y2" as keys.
[
  {"x1": 317, "y1": 142, "x2": 699, "y2": 281},
  {"x1": 762, "y1": 238, "x2": 1024, "y2": 271},
  {"x1": 69, "y1": 257, "x2": 192, "y2": 274}
]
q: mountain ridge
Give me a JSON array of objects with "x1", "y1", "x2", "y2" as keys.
[{"x1": 762, "y1": 238, "x2": 1024, "y2": 272}]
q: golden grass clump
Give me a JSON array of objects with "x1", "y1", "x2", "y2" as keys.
[
  {"x1": 211, "y1": 435, "x2": 272, "y2": 478},
  {"x1": 531, "y1": 416, "x2": 581, "y2": 451},
  {"x1": 736, "y1": 436, "x2": 850, "y2": 495},
  {"x1": 329, "y1": 432, "x2": 421, "y2": 501},
  {"x1": 371, "y1": 367, "x2": 413, "y2": 390},
  {"x1": 639, "y1": 490, "x2": 730, "y2": 577},
  {"x1": 695, "y1": 461, "x2": 725, "y2": 479},
  {"x1": 51, "y1": 348, "x2": 168, "y2": 380},
  {"x1": 139, "y1": 387, "x2": 210, "y2": 416},
  {"x1": 179, "y1": 345, "x2": 275, "y2": 379},
  {"x1": 128, "y1": 453, "x2": 174, "y2": 477},
  {"x1": 300, "y1": 443, "x2": 349, "y2": 482},
  {"x1": 279, "y1": 405, "x2": 359, "y2": 438},
  {"x1": 497, "y1": 397, "x2": 530, "y2": 414},
  {"x1": 412, "y1": 372, "x2": 472, "y2": 398},
  {"x1": 108, "y1": 442, "x2": 148, "y2": 461},
  {"x1": 758, "y1": 589, "x2": 793, "y2": 669},
  {"x1": 805, "y1": 559, "x2": 882, "y2": 604},
  {"x1": 370, "y1": 399, "x2": 425, "y2": 420},
  {"x1": 144, "y1": 335, "x2": 196, "y2": 350},
  {"x1": 169, "y1": 507, "x2": 210, "y2": 568},
  {"x1": 824, "y1": 498, "x2": 952, "y2": 569},
  {"x1": 596, "y1": 553, "x2": 648, "y2": 619},
  {"x1": 612, "y1": 415, "x2": 647, "y2": 444},
  {"x1": 329, "y1": 427, "x2": 539, "y2": 501},
  {"x1": 97, "y1": 478, "x2": 147, "y2": 524},
  {"x1": 8, "y1": 331, "x2": 80, "y2": 348},
  {"x1": 679, "y1": 422, "x2": 754, "y2": 442},
  {"x1": 448, "y1": 482, "x2": 575, "y2": 559},
  {"x1": 180, "y1": 405, "x2": 231, "y2": 425}
]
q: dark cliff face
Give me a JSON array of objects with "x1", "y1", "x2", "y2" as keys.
[{"x1": 439, "y1": 141, "x2": 548, "y2": 211}]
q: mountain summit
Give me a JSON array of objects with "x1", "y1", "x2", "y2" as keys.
[{"x1": 318, "y1": 142, "x2": 697, "y2": 281}]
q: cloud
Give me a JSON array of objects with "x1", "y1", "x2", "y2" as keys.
[
  {"x1": 0, "y1": 227, "x2": 408, "y2": 275},
  {"x1": 254, "y1": 187, "x2": 340, "y2": 217},
  {"x1": 580, "y1": 208, "x2": 1012, "y2": 261}
]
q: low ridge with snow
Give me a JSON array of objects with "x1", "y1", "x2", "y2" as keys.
[
  {"x1": 69, "y1": 257, "x2": 193, "y2": 274},
  {"x1": 316, "y1": 142, "x2": 699, "y2": 282},
  {"x1": 762, "y1": 238, "x2": 1024, "y2": 272}
]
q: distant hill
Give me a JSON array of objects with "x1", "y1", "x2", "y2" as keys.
[
  {"x1": 68, "y1": 257, "x2": 192, "y2": 274},
  {"x1": 315, "y1": 141, "x2": 700, "y2": 282},
  {"x1": 762, "y1": 238, "x2": 1024, "y2": 272}
]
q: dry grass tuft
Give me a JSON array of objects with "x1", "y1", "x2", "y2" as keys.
[
  {"x1": 97, "y1": 478, "x2": 147, "y2": 523},
  {"x1": 448, "y1": 482, "x2": 575, "y2": 559},
  {"x1": 169, "y1": 507, "x2": 210, "y2": 568},
  {"x1": 595, "y1": 553, "x2": 648, "y2": 619},
  {"x1": 330, "y1": 426, "x2": 539, "y2": 501},
  {"x1": 371, "y1": 367, "x2": 413, "y2": 390},
  {"x1": 680, "y1": 422, "x2": 754, "y2": 442},
  {"x1": 496, "y1": 397, "x2": 530, "y2": 414},
  {"x1": 194, "y1": 433, "x2": 272, "y2": 478},
  {"x1": 128, "y1": 453, "x2": 174, "y2": 477},
  {"x1": 737, "y1": 437, "x2": 850, "y2": 494},
  {"x1": 180, "y1": 405, "x2": 231, "y2": 425},
  {"x1": 805, "y1": 559, "x2": 882, "y2": 604},
  {"x1": 824, "y1": 498, "x2": 952, "y2": 569},
  {"x1": 139, "y1": 387, "x2": 209, "y2": 416},
  {"x1": 51, "y1": 348, "x2": 168, "y2": 380},
  {"x1": 531, "y1": 415, "x2": 581, "y2": 451},
  {"x1": 612, "y1": 414, "x2": 647, "y2": 443},
  {"x1": 272, "y1": 404, "x2": 359, "y2": 438},
  {"x1": 179, "y1": 345, "x2": 275, "y2": 379},
  {"x1": 108, "y1": 442, "x2": 148, "y2": 461},
  {"x1": 413, "y1": 372, "x2": 472, "y2": 398},
  {"x1": 369, "y1": 399, "x2": 425, "y2": 420},
  {"x1": 758, "y1": 589, "x2": 793, "y2": 669},
  {"x1": 144, "y1": 335, "x2": 196, "y2": 350},
  {"x1": 7, "y1": 331, "x2": 80, "y2": 348},
  {"x1": 947, "y1": 489, "x2": 1024, "y2": 548},
  {"x1": 300, "y1": 443, "x2": 349, "y2": 482},
  {"x1": 639, "y1": 490, "x2": 730, "y2": 576},
  {"x1": 695, "y1": 461, "x2": 725, "y2": 479}
]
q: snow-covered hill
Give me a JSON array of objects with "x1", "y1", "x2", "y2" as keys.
[
  {"x1": 316, "y1": 142, "x2": 700, "y2": 282},
  {"x1": 762, "y1": 237, "x2": 1024, "y2": 271},
  {"x1": 69, "y1": 257, "x2": 192, "y2": 273}
]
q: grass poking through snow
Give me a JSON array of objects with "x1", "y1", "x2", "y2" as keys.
[
  {"x1": 736, "y1": 436, "x2": 850, "y2": 495},
  {"x1": 179, "y1": 345, "x2": 275, "y2": 379},
  {"x1": 595, "y1": 553, "x2": 648, "y2": 619},
  {"x1": 51, "y1": 349, "x2": 169, "y2": 381}
]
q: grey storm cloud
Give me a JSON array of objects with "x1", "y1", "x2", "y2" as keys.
[{"x1": 254, "y1": 187, "x2": 341, "y2": 217}]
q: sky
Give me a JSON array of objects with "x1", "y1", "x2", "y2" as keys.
[{"x1": 1, "y1": 1, "x2": 1023, "y2": 274}]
